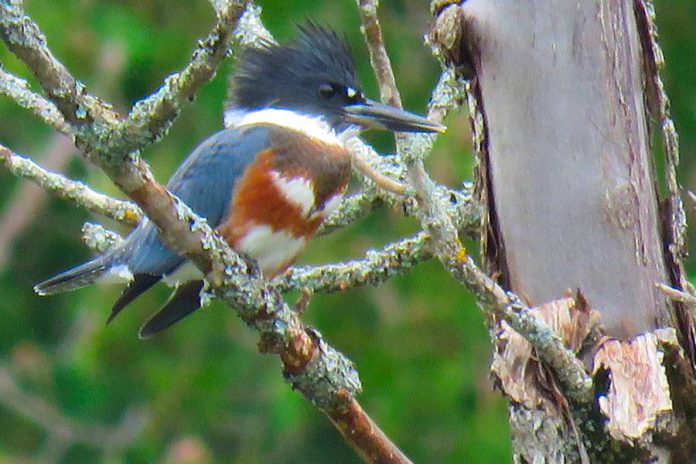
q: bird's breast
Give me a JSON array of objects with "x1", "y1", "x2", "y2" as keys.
[{"x1": 217, "y1": 132, "x2": 351, "y2": 277}]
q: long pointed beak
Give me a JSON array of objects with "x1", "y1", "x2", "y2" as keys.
[{"x1": 343, "y1": 98, "x2": 446, "y2": 133}]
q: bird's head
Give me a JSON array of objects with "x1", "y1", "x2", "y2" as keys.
[{"x1": 228, "y1": 23, "x2": 444, "y2": 134}]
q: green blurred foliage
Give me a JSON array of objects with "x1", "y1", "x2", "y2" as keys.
[{"x1": 0, "y1": 1, "x2": 693, "y2": 463}]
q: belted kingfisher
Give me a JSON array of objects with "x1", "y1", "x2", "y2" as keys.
[{"x1": 34, "y1": 23, "x2": 444, "y2": 338}]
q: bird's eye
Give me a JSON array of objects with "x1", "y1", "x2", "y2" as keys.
[
  {"x1": 343, "y1": 87, "x2": 365, "y2": 105},
  {"x1": 344, "y1": 86, "x2": 362, "y2": 103},
  {"x1": 319, "y1": 84, "x2": 336, "y2": 99}
]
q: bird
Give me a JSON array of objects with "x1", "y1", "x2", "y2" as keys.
[{"x1": 34, "y1": 23, "x2": 444, "y2": 338}]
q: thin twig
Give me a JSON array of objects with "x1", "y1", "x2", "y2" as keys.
[
  {"x1": 232, "y1": 3, "x2": 276, "y2": 49},
  {"x1": 460, "y1": 256, "x2": 594, "y2": 402},
  {"x1": 657, "y1": 282, "x2": 696, "y2": 306},
  {"x1": 687, "y1": 191, "x2": 696, "y2": 207},
  {"x1": 81, "y1": 222, "x2": 124, "y2": 253},
  {"x1": 356, "y1": 0, "x2": 402, "y2": 108},
  {"x1": 0, "y1": 0, "x2": 123, "y2": 129},
  {"x1": 329, "y1": 392, "x2": 414, "y2": 464},
  {"x1": 437, "y1": 48, "x2": 596, "y2": 403},
  {"x1": 0, "y1": 66, "x2": 70, "y2": 134},
  {"x1": 78, "y1": 224, "x2": 437, "y2": 304},
  {"x1": 318, "y1": 190, "x2": 383, "y2": 235},
  {"x1": 119, "y1": 0, "x2": 249, "y2": 157},
  {"x1": 286, "y1": 183, "x2": 480, "y2": 293},
  {"x1": 0, "y1": 41, "x2": 131, "y2": 270},
  {"x1": 344, "y1": 143, "x2": 413, "y2": 219},
  {"x1": 275, "y1": 232, "x2": 432, "y2": 293},
  {"x1": 418, "y1": 85, "x2": 595, "y2": 402},
  {"x1": 0, "y1": 145, "x2": 141, "y2": 225}
]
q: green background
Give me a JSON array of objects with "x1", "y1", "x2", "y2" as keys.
[{"x1": 0, "y1": 1, "x2": 693, "y2": 462}]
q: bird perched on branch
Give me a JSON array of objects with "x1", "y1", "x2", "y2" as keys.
[{"x1": 35, "y1": 23, "x2": 444, "y2": 338}]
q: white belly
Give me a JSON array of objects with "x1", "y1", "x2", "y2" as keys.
[
  {"x1": 236, "y1": 224, "x2": 307, "y2": 276},
  {"x1": 161, "y1": 224, "x2": 306, "y2": 285}
]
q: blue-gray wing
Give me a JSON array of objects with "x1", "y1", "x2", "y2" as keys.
[{"x1": 117, "y1": 125, "x2": 271, "y2": 275}]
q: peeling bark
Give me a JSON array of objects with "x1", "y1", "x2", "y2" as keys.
[
  {"x1": 594, "y1": 334, "x2": 673, "y2": 442},
  {"x1": 432, "y1": 0, "x2": 696, "y2": 461}
]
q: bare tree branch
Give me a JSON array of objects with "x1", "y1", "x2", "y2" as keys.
[
  {"x1": 421, "y1": 85, "x2": 595, "y2": 402},
  {"x1": 0, "y1": 0, "x2": 248, "y2": 163},
  {"x1": 348, "y1": 4, "x2": 595, "y2": 404},
  {"x1": 458, "y1": 257, "x2": 595, "y2": 402},
  {"x1": 351, "y1": 152, "x2": 406, "y2": 195},
  {"x1": 290, "y1": 184, "x2": 480, "y2": 295},
  {"x1": 414, "y1": 24, "x2": 594, "y2": 405},
  {"x1": 119, "y1": 0, "x2": 249, "y2": 154},
  {"x1": 328, "y1": 391, "x2": 413, "y2": 464},
  {"x1": 0, "y1": 66, "x2": 70, "y2": 134},
  {"x1": 0, "y1": 145, "x2": 141, "y2": 225},
  {"x1": 0, "y1": 0, "x2": 116, "y2": 128},
  {"x1": 275, "y1": 232, "x2": 432, "y2": 294},
  {"x1": 318, "y1": 190, "x2": 383, "y2": 235},
  {"x1": 402, "y1": 132, "x2": 594, "y2": 403},
  {"x1": 356, "y1": 0, "x2": 402, "y2": 108},
  {"x1": 657, "y1": 283, "x2": 696, "y2": 306},
  {"x1": 231, "y1": 3, "x2": 276, "y2": 49},
  {"x1": 0, "y1": 40, "x2": 132, "y2": 271},
  {"x1": 341, "y1": 5, "x2": 596, "y2": 406},
  {"x1": 81, "y1": 222, "x2": 124, "y2": 253}
]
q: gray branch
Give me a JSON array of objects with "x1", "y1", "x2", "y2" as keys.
[
  {"x1": 82, "y1": 222, "x2": 124, "y2": 253},
  {"x1": 0, "y1": 145, "x2": 141, "y2": 225},
  {"x1": 0, "y1": 0, "x2": 364, "y2": 450},
  {"x1": 0, "y1": 0, "x2": 114, "y2": 128},
  {"x1": 355, "y1": 4, "x2": 594, "y2": 404},
  {"x1": 274, "y1": 232, "x2": 432, "y2": 293},
  {"x1": 0, "y1": 66, "x2": 70, "y2": 134},
  {"x1": 117, "y1": 0, "x2": 249, "y2": 158}
]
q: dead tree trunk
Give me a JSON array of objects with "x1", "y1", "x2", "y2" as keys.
[{"x1": 432, "y1": 0, "x2": 696, "y2": 461}]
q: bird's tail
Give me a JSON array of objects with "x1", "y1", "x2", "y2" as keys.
[{"x1": 34, "y1": 255, "x2": 114, "y2": 296}]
